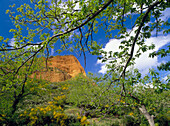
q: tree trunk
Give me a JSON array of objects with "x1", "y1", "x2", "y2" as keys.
[{"x1": 138, "y1": 105, "x2": 155, "y2": 126}]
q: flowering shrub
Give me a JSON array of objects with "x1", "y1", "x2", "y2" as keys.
[
  {"x1": 81, "y1": 116, "x2": 90, "y2": 126},
  {"x1": 20, "y1": 102, "x2": 68, "y2": 125},
  {"x1": 14, "y1": 80, "x2": 90, "y2": 126},
  {"x1": 53, "y1": 95, "x2": 66, "y2": 105}
]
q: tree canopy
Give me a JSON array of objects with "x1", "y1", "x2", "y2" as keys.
[{"x1": 0, "y1": 0, "x2": 169, "y2": 125}]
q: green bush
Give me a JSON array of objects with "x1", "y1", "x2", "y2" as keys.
[
  {"x1": 154, "y1": 113, "x2": 170, "y2": 126},
  {"x1": 123, "y1": 115, "x2": 141, "y2": 126}
]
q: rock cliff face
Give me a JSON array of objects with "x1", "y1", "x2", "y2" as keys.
[{"x1": 30, "y1": 55, "x2": 86, "y2": 82}]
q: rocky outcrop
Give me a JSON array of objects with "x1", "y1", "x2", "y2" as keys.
[{"x1": 30, "y1": 55, "x2": 86, "y2": 82}]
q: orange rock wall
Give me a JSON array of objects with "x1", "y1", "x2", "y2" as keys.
[{"x1": 30, "y1": 55, "x2": 86, "y2": 82}]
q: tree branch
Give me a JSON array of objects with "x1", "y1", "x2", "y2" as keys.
[
  {"x1": 0, "y1": 43, "x2": 41, "y2": 51},
  {"x1": 48, "y1": 0, "x2": 113, "y2": 42},
  {"x1": 121, "y1": 0, "x2": 162, "y2": 78},
  {"x1": 118, "y1": 0, "x2": 163, "y2": 97}
]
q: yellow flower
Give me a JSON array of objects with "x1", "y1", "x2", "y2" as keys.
[
  {"x1": 120, "y1": 100, "x2": 125, "y2": 103},
  {"x1": 105, "y1": 104, "x2": 109, "y2": 108},
  {"x1": 28, "y1": 112, "x2": 32, "y2": 117},
  {"x1": 81, "y1": 116, "x2": 90, "y2": 125},
  {"x1": 53, "y1": 111, "x2": 57, "y2": 116},
  {"x1": 30, "y1": 120, "x2": 36, "y2": 125},
  {"x1": 58, "y1": 106, "x2": 62, "y2": 110},
  {"x1": 43, "y1": 110, "x2": 46, "y2": 114},
  {"x1": 24, "y1": 111, "x2": 27, "y2": 114},
  {"x1": 0, "y1": 117, "x2": 4, "y2": 121},
  {"x1": 30, "y1": 87, "x2": 34, "y2": 91},
  {"x1": 81, "y1": 116, "x2": 87, "y2": 123},
  {"x1": 48, "y1": 101, "x2": 53, "y2": 104},
  {"x1": 49, "y1": 107, "x2": 52, "y2": 111},
  {"x1": 62, "y1": 95, "x2": 66, "y2": 98},
  {"x1": 39, "y1": 108, "x2": 44, "y2": 111},
  {"x1": 129, "y1": 112, "x2": 133, "y2": 116},
  {"x1": 62, "y1": 87, "x2": 66, "y2": 90},
  {"x1": 77, "y1": 115, "x2": 81, "y2": 120}
]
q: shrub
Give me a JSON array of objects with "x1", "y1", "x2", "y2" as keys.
[
  {"x1": 122, "y1": 115, "x2": 141, "y2": 126},
  {"x1": 154, "y1": 113, "x2": 170, "y2": 126}
]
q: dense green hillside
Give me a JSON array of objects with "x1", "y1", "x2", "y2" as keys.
[{"x1": 0, "y1": 74, "x2": 169, "y2": 125}]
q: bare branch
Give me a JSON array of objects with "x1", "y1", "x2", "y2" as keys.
[
  {"x1": 48, "y1": 0, "x2": 113, "y2": 42},
  {"x1": 0, "y1": 43, "x2": 41, "y2": 51},
  {"x1": 15, "y1": 46, "x2": 44, "y2": 74}
]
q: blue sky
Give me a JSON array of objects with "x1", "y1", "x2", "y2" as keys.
[{"x1": 0, "y1": 0, "x2": 169, "y2": 80}]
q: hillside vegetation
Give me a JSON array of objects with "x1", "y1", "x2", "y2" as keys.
[{"x1": 0, "y1": 73, "x2": 169, "y2": 126}]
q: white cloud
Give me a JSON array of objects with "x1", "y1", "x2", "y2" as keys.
[
  {"x1": 73, "y1": 0, "x2": 80, "y2": 10},
  {"x1": 98, "y1": 6, "x2": 170, "y2": 76},
  {"x1": 162, "y1": 75, "x2": 168, "y2": 81},
  {"x1": 47, "y1": 0, "x2": 51, "y2": 3},
  {"x1": 97, "y1": 39, "x2": 123, "y2": 74},
  {"x1": 98, "y1": 63, "x2": 110, "y2": 74},
  {"x1": 97, "y1": 34, "x2": 170, "y2": 76},
  {"x1": 162, "y1": 73, "x2": 170, "y2": 82},
  {"x1": 159, "y1": 8, "x2": 170, "y2": 21},
  {"x1": 134, "y1": 83, "x2": 155, "y2": 89},
  {"x1": 9, "y1": 38, "x2": 44, "y2": 52},
  {"x1": 9, "y1": 38, "x2": 15, "y2": 46},
  {"x1": 134, "y1": 35, "x2": 170, "y2": 75},
  {"x1": 132, "y1": 3, "x2": 147, "y2": 12},
  {"x1": 112, "y1": 2, "x2": 148, "y2": 20},
  {"x1": 58, "y1": 0, "x2": 81, "y2": 10},
  {"x1": 51, "y1": 48, "x2": 54, "y2": 55}
]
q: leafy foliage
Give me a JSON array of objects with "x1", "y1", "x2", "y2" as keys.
[{"x1": 0, "y1": 0, "x2": 170, "y2": 125}]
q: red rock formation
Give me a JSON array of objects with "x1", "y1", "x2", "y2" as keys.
[{"x1": 30, "y1": 55, "x2": 86, "y2": 82}]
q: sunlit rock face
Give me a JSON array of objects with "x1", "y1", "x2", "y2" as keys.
[{"x1": 30, "y1": 55, "x2": 86, "y2": 82}]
